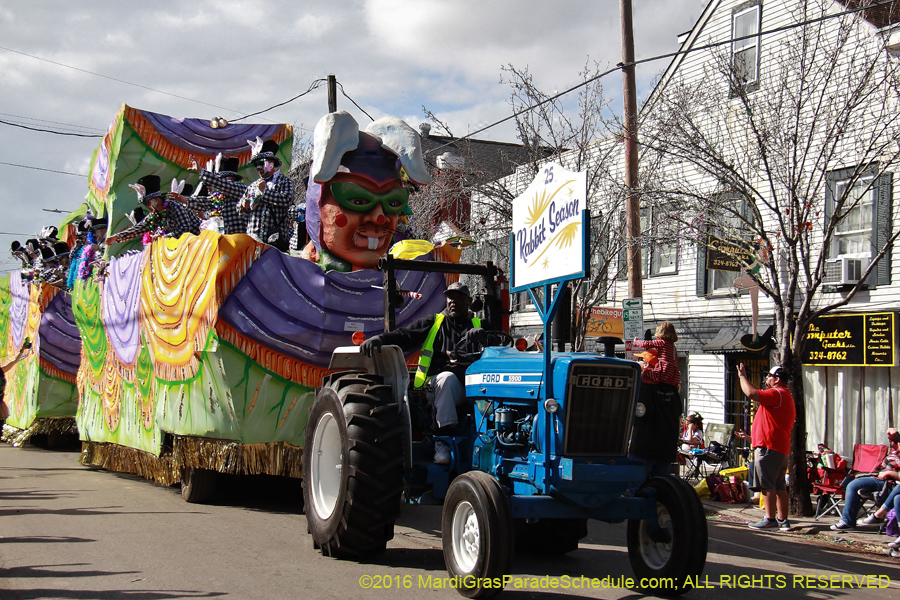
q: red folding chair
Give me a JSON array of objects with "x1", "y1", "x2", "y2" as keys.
[{"x1": 811, "y1": 443, "x2": 889, "y2": 521}]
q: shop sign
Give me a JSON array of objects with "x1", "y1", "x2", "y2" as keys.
[
  {"x1": 583, "y1": 306, "x2": 624, "y2": 338},
  {"x1": 803, "y1": 312, "x2": 895, "y2": 366},
  {"x1": 706, "y1": 237, "x2": 754, "y2": 272}
]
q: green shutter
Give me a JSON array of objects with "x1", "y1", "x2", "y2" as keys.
[
  {"x1": 696, "y1": 228, "x2": 708, "y2": 296},
  {"x1": 873, "y1": 173, "x2": 893, "y2": 285}
]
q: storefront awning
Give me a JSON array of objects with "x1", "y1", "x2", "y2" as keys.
[{"x1": 703, "y1": 327, "x2": 747, "y2": 354}]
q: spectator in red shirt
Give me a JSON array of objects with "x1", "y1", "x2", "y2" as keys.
[{"x1": 739, "y1": 364, "x2": 796, "y2": 531}]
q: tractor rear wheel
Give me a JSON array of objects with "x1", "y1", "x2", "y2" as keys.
[{"x1": 303, "y1": 373, "x2": 404, "y2": 559}]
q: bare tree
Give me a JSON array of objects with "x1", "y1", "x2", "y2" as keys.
[
  {"x1": 418, "y1": 61, "x2": 625, "y2": 349},
  {"x1": 641, "y1": 0, "x2": 900, "y2": 514}
]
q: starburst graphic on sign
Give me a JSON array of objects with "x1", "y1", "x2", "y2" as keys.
[
  {"x1": 554, "y1": 222, "x2": 580, "y2": 249},
  {"x1": 526, "y1": 222, "x2": 581, "y2": 268},
  {"x1": 542, "y1": 257, "x2": 550, "y2": 269},
  {"x1": 526, "y1": 191, "x2": 552, "y2": 227}
]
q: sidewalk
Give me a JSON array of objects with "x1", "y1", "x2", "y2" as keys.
[{"x1": 701, "y1": 496, "x2": 898, "y2": 556}]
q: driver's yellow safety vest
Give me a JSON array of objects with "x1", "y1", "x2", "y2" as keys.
[{"x1": 413, "y1": 314, "x2": 481, "y2": 388}]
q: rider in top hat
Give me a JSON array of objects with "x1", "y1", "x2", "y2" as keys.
[
  {"x1": 106, "y1": 175, "x2": 201, "y2": 246},
  {"x1": 230, "y1": 138, "x2": 293, "y2": 248},
  {"x1": 184, "y1": 154, "x2": 249, "y2": 234}
]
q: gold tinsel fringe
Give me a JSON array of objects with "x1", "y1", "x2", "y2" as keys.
[
  {"x1": 79, "y1": 437, "x2": 304, "y2": 486},
  {"x1": 173, "y1": 436, "x2": 303, "y2": 479},
  {"x1": 1, "y1": 417, "x2": 78, "y2": 447},
  {"x1": 80, "y1": 441, "x2": 178, "y2": 486}
]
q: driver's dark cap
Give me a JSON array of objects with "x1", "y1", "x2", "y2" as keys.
[{"x1": 444, "y1": 282, "x2": 470, "y2": 299}]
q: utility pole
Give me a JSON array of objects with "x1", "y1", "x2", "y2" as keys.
[
  {"x1": 327, "y1": 74, "x2": 337, "y2": 113},
  {"x1": 620, "y1": 0, "x2": 642, "y2": 299}
]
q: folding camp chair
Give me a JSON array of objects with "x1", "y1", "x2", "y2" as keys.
[
  {"x1": 698, "y1": 423, "x2": 735, "y2": 478},
  {"x1": 811, "y1": 443, "x2": 889, "y2": 521},
  {"x1": 676, "y1": 422, "x2": 706, "y2": 481}
]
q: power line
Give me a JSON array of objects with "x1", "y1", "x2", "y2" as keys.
[
  {"x1": 0, "y1": 118, "x2": 102, "y2": 138},
  {"x1": 336, "y1": 82, "x2": 375, "y2": 122},
  {"x1": 425, "y1": 0, "x2": 898, "y2": 153},
  {"x1": 231, "y1": 79, "x2": 327, "y2": 122},
  {"x1": 0, "y1": 44, "x2": 265, "y2": 119},
  {"x1": 0, "y1": 161, "x2": 87, "y2": 177},
  {"x1": 0, "y1": 112, "x2": 105, "y2": 133}
]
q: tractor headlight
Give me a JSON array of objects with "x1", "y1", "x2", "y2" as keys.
[
  {"x1": 543, "y1": 398, "x2": 559, "y2": 413},
  {"x1": 635, "y1": 402, "x2": 646, "y2": 417}
]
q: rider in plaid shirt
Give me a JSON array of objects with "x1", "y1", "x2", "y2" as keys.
[
  {"x1": 106, "y1": 175, "x2": 200, "y2": 246},
  {"x1": 185, "y1": 155, "x2": 249, "y2": 234},
  {"x1": 239, "y1": 139, "x2": 294, "y2": 246}
]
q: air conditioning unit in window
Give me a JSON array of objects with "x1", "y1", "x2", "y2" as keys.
[{"x1": 824, "y1": 257, "x2": 868, "y2": 285}]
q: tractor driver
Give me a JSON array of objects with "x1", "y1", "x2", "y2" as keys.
[{"x1": 360, "y1": 282, "x2": 490, "y2": 464}]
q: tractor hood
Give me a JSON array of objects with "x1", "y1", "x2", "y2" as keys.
[{"x1": 464, "y1": 347, "x2": 638, "y2": 401}]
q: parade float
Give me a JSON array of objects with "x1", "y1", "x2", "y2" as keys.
[
  {"x1": 0, "y1": 272, "x2": 81, "y2": 446},
  {"x1": 4, "y1": 104, "x2": 459, "y2": 500}
]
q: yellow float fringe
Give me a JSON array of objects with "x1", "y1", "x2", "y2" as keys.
[
  {"x1": 79, "y1": 436, "x2": 303, "y2": 486},
  {"x1": 1, "y1": 417, "x2": 78, "y2": 447}
]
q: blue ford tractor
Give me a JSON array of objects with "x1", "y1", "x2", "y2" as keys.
[{"x1": 302, "y1": 256, "x2": 707, "y2": 598}]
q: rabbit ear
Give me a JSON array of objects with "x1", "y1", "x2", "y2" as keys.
[
  {"x1": 247, "y1": 137, "x2": 264, "y2": 155},
  {"x1": 206, "y1": 158, "x2": 214, "y2": 172},
  {"x1": 169, "y1": 178, "x2": 185, "y2": 194},
  {"x1": 193, "y1": 182, "x2": 203, "y2": 197},
  {"x1": 215, "y1": 153, "x2": 223, "y2": 173},
  {"x1": 129, "y1": 183, "x2": 146, "y2": 201}
]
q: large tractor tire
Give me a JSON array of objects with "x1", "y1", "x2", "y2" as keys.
[
  {"x1": 627, "y1": 475, "x2": 708, "y2": 595},
  {"x1": 442, "y1": 471, "x2": 513, "y2": 599},
  {"x1": 180, "y1": 467, "x2": 217, "y2": 504},
  {"x1": 303, "y1": 372, "x2": 404, "y2": 559},
  {"x1": 513, "y1": 518, "x2": 588, "y2": 555}
]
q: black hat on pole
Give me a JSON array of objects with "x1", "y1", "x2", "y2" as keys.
[
  {"x1": 218, "y1": 156, "x2": 243, "y2": 179},
  {"x1": 134, "y1": 175, "x2": 165, "y2": 205},
  {"x1": 127, "y1": 207, "x2": 146, "y2": 226}
]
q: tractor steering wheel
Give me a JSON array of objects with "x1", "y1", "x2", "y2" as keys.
[{"x1": 453, "y1": 330, "x2": 515, "y2": 363}]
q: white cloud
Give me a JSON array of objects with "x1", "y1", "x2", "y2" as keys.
[{"x1": 0, "y1": 0, "x2": 707, "y2": 237}]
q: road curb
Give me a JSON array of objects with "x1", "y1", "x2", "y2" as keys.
[{"x1": 702, "y1": 497, "x2": 898, "y2": 557}]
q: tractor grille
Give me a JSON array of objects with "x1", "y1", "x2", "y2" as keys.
[{"x1": 563, "y1": 363, "x2": 637, "y2": 456}]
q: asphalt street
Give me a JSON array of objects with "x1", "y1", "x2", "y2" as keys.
[{"x1": 2, "y1": 444, "x2": 900, "y2": 599}]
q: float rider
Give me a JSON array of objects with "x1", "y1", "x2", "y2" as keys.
[{"x1": 360, "y1": 282, "x2": 490, "y2": 464}]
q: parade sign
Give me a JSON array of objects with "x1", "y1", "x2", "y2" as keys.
[
  {"x1": 510, "y1": 163, "x2": 586, "y2": 291},
  {"x1": 803, "y1": 312, "x2": 895, "y2": 366}
]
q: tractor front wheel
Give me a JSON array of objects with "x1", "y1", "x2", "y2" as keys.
[
  {"x1": 626, "y1": 476, "x2": 707, "y2": 594},
  {"x1": 442, "y1": 471, "x2": 513, "y2": 599}
]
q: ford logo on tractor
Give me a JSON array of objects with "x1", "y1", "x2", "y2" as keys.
[{"x1": 571, "y1": 374, "x2": 631, "y2": 389}]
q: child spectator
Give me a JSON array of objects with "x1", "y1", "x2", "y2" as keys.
[
  {"x1": 681, "y1": 412, "x2": 704, "y2": 452},
  {"x1": 628, "y1": 322, "x2": 682, "y2": 493},
  {"x1": 634, "y1": 322, "x2": 681, "y2": 388}
]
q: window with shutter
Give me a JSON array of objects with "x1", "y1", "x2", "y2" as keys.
[
  {"x1": 824, "y1": 166, "x2": 891, "y2": 286},
  {"x1": 732, "y1": 1, "x2": 762, "y2": 92},
  {"x1": 697, "y1": 194, "x2": 753, "y2": 296}
]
